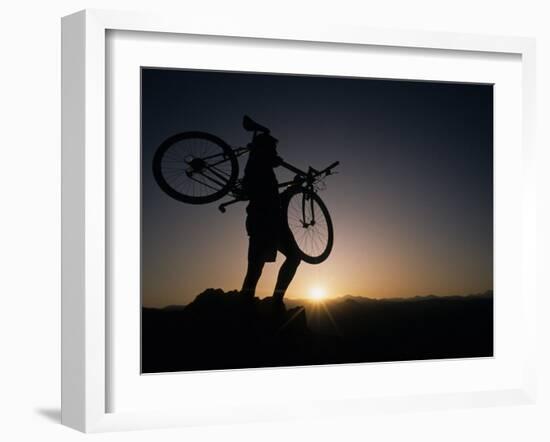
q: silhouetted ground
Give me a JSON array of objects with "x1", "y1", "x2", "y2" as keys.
[{"x1": 142, "y1": 289, "x2": 493, "y2": 373}]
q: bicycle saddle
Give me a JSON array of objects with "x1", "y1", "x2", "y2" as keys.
[{"x1": 243, "y1": 115, "x2": 270, "y2": 134}]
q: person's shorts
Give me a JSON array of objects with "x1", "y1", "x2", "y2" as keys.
[{"x1": 246, "y1": 213, "x2": 297, "y2": 263}]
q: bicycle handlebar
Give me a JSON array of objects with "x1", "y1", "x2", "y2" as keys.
[
  {"x1": 278, "y1": 159, "x2": 339, "y2": 178},
  {"x1": 316, "y1": 161, "x2": 340, "y2": 176}
]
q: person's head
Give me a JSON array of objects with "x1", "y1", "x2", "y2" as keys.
[{"x1": 249, "y1": 133, "x2": 279, "y2": 166}]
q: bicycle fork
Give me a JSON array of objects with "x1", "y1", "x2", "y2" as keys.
[{"x1": 300, "y1": 190, "x2": 316, "y2": 227}]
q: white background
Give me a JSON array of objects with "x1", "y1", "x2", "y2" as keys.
[{"x1": 0, "y1": 1, "x2": 548, "y2": 441}]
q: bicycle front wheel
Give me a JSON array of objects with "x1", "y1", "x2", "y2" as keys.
[
  {"x1": 283, "y1": 187, "x2": 334, "y2": 264},
  {"x1": 152, "y1": 131, "x2": 238, "y2": 204}
]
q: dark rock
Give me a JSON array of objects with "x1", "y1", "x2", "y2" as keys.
[{"x1": 142, "y1": 290, "x2": 493, "y2": 373}]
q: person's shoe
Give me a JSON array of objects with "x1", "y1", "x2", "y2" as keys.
[
  {"x1": 237, "y1": 290, "x2": 256, "y2": 302},
  {"x1": 257, "y1": 296, "x2": 286, "y2": 316},
  {"x1": 271, "y1": 295, "x2": 286, "y2": 315}
]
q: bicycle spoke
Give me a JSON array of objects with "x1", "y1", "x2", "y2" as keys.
[
  {"x1": 286, "y1": 190, "x2": 331, "y2": 260},
  {"x1": 188, "y1": 175, "x2": 220, "y2": 193},
  {"x1": 202, "y1": 165, "x2": 230, "y2": 184}
]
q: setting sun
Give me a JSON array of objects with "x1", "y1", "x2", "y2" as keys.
[{"x1": 309, "y1": 286, "x2": 327, "y2": 301}]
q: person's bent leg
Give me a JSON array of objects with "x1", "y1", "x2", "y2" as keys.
[
  {"x1": 241, "y1": 259, "x2": 264, "y2": 299},
  {"x1": 273, "y1": 254, "x2": 300, "y2": 300}
]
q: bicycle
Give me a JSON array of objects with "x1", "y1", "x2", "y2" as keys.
[{"x1": 152, "y1": 115, "x2": 339, "y2": 264}]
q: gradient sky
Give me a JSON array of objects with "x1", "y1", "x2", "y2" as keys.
[{"x1": 141, "y1": 68, "x2": 493, "y2": 308}]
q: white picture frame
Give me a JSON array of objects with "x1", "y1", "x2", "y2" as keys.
[{"x1": 61, "y1": 9, "x2": 537, "y2": 433}]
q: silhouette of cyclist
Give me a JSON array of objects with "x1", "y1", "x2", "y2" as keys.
[{"x1": 240, "y1": 132, "x2": 301, "y2": 309}]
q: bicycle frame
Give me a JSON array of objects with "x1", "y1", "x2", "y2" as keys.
[
  {"x1": 185, "y1": 146, "x2": 248, "y2": 191},
  {"x1": 217, "y1": 150, "x2": 338, "y2": 217}
]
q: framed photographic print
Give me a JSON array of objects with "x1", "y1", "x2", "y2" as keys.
[{"x1": 61, "y1": 9, "x2": 537, "y2": 432}]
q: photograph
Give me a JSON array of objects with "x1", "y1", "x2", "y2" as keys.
[{"x1": 141, "y1": 68, "x2": 494, "y2": 373}]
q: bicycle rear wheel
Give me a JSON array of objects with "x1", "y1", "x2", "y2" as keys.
[
  {"x1": 152, "y1": 131, "x2": 238, "y2": 204},
  {"x1": 282, "y1": 187, "x2": 334, "y2": 264}
]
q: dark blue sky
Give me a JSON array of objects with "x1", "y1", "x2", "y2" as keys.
[{"x1": 141, "y1": 68, "x2": 493, "y2": 307}]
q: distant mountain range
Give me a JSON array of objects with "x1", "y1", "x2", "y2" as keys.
[{"x1": 158, "y1": 290, "x2": 494, "y2": 311}]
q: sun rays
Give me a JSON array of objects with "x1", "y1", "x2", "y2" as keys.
[{"x1": 305, "y1": 292, "x2": 342, "y2": 337}]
